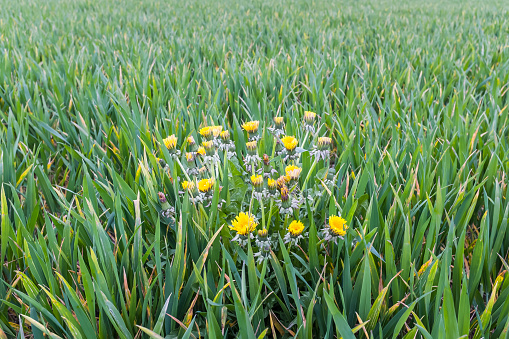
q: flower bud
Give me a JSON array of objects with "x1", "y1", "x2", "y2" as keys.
[
  {"x1": 274, "y1": 116, "x2": 284, "y2": 128},
  {"x1": 220, "y1": 130, "x2": 230, "y2": 141},
  {"x1": 212, "y1": 126, "x2": 223, "y2": 138},
  {"x1": 258, "y1": 229, "x2": 268, "y2": 238},
  {"x1": 303, "y1": 111, "x2": 316, "y2": 124},
  {"x1": 268, "y1": 178, "x2": 277, "y2": 194},
  {"x1": 317, "y1": 137, "x2": 332, "y2": 150},
  {"x1": 246, "y1": 140, "x2": 257, "y2": 155}
]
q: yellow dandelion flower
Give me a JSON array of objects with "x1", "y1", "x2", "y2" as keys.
[
  {"x1": 230, "y1": 212, "x2": 258, "y2": 236},
  {"x1": 212, "y1": 126, "x2": 223, "y2": 137},
  {"x1": 199, "y1": 127, "x2": 213, "y2": 138},
  {"x1": 267, "y1": 178, "x2": 277, "y2": 189},
  {"x1": 258, "y1": 229, "x2": 268, "y2": 237},
  {"x1": 281, "y1": 136, "x2": 298, "y2": 151},
  {"x1": 329, "y1": 215, "x2": 347, "y2": 236},
  {"x1": 288, "y1": 220, "x2": 305, "y2": 236},
  {"x1": 246, "y1": 140, "x2": 257, "y2": 152},
  {"x1": 276, "y1": 176, "x2": 287, "y2": 190},
  {"x1": 187, "y1": 136, "x2": 196, "y2": 146},
  {"x1": 163, "y1": 135, "x2": 177, "y2": 149},
  {"x1": 317, "y1": 137, "x2": 332, "y2": 148},
  {"x1": 197, "y1": 146, "x2": 206, "y2": 156},
  {"x1": 280, "y1": 186, "x2": 289, "y2": 201},
  {"x1": 242, "y1": 120, "x2": 259, "y2": 133},
  {"x1": 285, "y1": 165, "x2": 302, "y2": 180},
  {"x1": 274, "y1": 116, "x2": 284, "y2": 125},
  {"x1": 202, "y1": 140, "x2": 214, "y2": 150},
  {"x1": 186, "y1": 152, "x2": 195, "y2": 162},
  {"x1": 182, "y1": 180, "x2": 195, "y2": 191},
  {"x1": 198, "y1": 178, "x2": 214, "y2": 192},
  {"x1": 304, "y1": 111, "x2": 316, "y2": 123},
  {"x1": 220, "y1": 130, "x2": 230, "y2": 140},
  {"x1": 250, "y1": 174, "x2": 263, "y2": 186}
]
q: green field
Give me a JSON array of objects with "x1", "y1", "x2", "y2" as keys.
[{"x1": 2, "y1": 0, "x2": 509, "y2": 338}]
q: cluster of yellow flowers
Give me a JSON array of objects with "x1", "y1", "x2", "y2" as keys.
[
  {"x1": 159, "y1": 113, "x2": 343, "y2": 252},
  {"x1": 199, "y1": 126, "x2": 223, "y2": 139},
  {"x1": 228, "y1": 212, "x2": 348, "y2": 244},
  {"x1": 181, "y1": 178, "x2": 215, "y2": 193}
]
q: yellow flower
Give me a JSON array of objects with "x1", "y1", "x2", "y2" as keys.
[
  {"x1": 198, "y1": 178, "x2": 214, "y2": 192},
  {"x1": 276, "y1": 176, "x2": 287, "y2": 190},
  {"x1": 304, "y1": 111, "x2": 316, "y2": 123},
  {"x1": 274, "y1": 116, "x2": 284, "y2": 126},
  {"x1": 202, "y1": 140, "x2": 214, "y2": 150},
  {"x1": 258, "y1": 229, "x2": 268, "y2": 237},
  {"x1": 285, "y1": 165, "x2": 302, "y2": 180},
  {"x1": 220, "y1": 130, "x2": 230, "y2": 141},
  {"x1": 280, "y1": 186, "x2": 289, "y2": 202},
  {"x1": 163, "y1": 135, "x2": 177, "y2": 149},
  {"x1": 329, "y1": 216, "x2": 347, "y2": 236},
  {"x1": 246, "y1": 140, "x2": 257, "y2": 152},
  {"x1": 281, "y1": 136, "x2": 298, "y2": 151},
  {"x1": 230, "y1": 212, "x2": 258, "y2": 236},
  {"x1": 267, "y1": 178, "x2": 277, "y2": 190},
  {"x1": 197, "y1": 146, "x2": 206, "y2": 156},
  {"x1": 212, "y1": 126, "x2": 223, "y2": 138},
  {"x1": 199, "y1": 127, "x2": 213, "y2": 138},
  {"x1": 242, "y1": 120, "x2": 259, "y2": 133},
  {"x1": 186, "y1": 152, "x2": 195, "y2": 162},
  {"x1": 182, "y1": 180, "x2": 195, "y2": 191},
  {"x1": 317, "y1": 137, "x2": 332, "y2": 148},
  {"x1": 250, "y1": 174, "x2": 263, "y2": 187},
  {"x1": 187, "y1": 136, "x2": 196, "y2": 146},
  {"x1": 288, "y1": 220, "x2": 305, "y2": 236}
]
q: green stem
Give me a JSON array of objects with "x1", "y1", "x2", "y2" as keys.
[
  {"x1": 301, "y1": 131, "x2": 310, "y2": 148},
  {"x1": 261, "y1": 199, "x2": 265, "y2": 230},
  {"x1": 175, "y1": 157, "x2": 191, "y2": 182},
  {"x1": 295, "y1": 130, "x2": 310, "y2": 161},
  {"x1": 216, "y1": 151, "x2": 223, "y2": 179},
  {"x1": 249, "y1": 187, "x2": 255, "y2": 215},
  {"x1": 271, "y1": 137, "x2": 277, "y2": 157},
  {"x1": 267, "y1": 198, "x2": 274, "y2": 231},
  {"x1": 302, "y1": 158, "x2": 318, "y2": 191}
]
